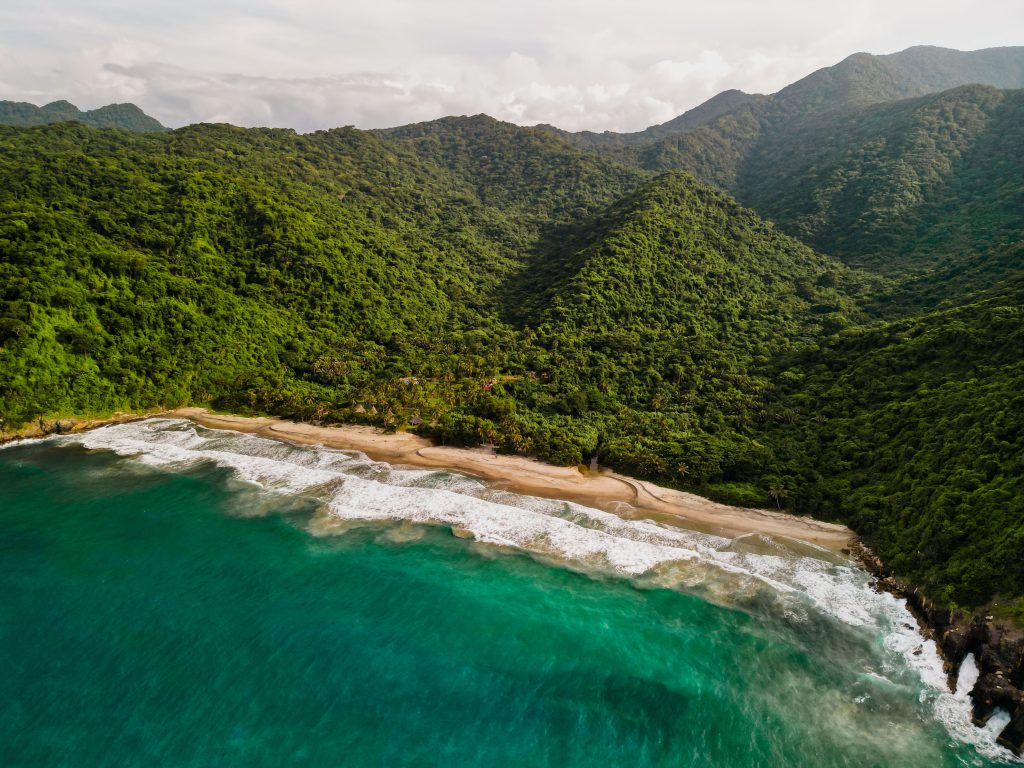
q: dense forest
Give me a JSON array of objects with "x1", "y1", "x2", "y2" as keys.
[{"x1": 1, "y1": 46, "x2": 1022, "y2": 620}]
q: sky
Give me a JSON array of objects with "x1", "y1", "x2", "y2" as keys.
[{"x1": 1, "y1": 0, "x2": 1022, "y2": 133}]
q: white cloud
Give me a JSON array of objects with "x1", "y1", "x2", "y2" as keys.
[{"x1": 0, "y1": 0, "x2": 1022, "y2": 131}]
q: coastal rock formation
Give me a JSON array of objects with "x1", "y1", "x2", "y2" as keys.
[
  {"x1": 1001, "y1": 709, "x2": 1024, "y2": 756},
  {"x1": 849, "y1": 539, "x2": 1024, "y2": 755},
  {"x1": 38, "y1": 418, "x2": 76, "y2": 435},
  {"x1": 0, "y1": 412, "x2": 158, "y2": 444}
]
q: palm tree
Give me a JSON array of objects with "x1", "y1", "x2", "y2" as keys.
[{"x1": 767, "y1": 482, "x2": 789, "y2": 509}]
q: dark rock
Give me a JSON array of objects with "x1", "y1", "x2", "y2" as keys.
[
  {"x1": 940, "y1": 626, "x2": 972, "y2": 669},
  {"x1": 934, "y1": 615, "x2": 978, "y2": 674},
  {"x1": 846, "y1": 536, "x2": 1024, "y2": 755},
  {"x1": 998, "y1": 704, "x2": 1024, "y2": 755},
  {"x1": 972, "y1": 673, "x2": 1023, "y2": 725},
  {"x1": 986, "y1": 628, "x2": 1024, "y2": 683},
  {"x1": 36, "y1": 417, "x2": 77, "y2": 435}
]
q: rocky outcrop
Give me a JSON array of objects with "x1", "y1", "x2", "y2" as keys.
[
  {"x1": 847, "y1": 538, "x2": 1024, "y2": 755},
  {"x1": 1001, "y1": 708, "x2": 1024, "y2": 756},
  {"x1": 0, "y1": 411, "x2": 162, "y2": 445},
  {"x1": 38, "y1": 417, "x2": 76, "y2": 435}
]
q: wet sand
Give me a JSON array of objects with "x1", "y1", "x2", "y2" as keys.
[{"x1": 171, "y1": 408, "x2": 853, "y2": 552}]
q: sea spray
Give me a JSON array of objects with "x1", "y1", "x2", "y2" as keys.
[{"x1": 18, "y1": 417, "x2": 1015, "y2": 765}]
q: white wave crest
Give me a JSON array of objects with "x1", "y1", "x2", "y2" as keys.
[{"x1": 56, "y1": 417, "x2": 1020, "y2": 762}]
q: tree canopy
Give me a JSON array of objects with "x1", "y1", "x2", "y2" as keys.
[{"x1": 1, "y1": 84, "x2": 1021, "y2": 618}]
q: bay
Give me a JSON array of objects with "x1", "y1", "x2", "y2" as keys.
[{"x1": 0, "y1": 420, "x2": 1016, "y2": 767}]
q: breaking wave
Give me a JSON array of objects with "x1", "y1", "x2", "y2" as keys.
[{"x1": 57, "y1": 417, "x2": 1018, "y2": 762}]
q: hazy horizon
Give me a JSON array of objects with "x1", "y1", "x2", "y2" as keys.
[{"x1": 2, "y1": 1, "x2": 1022, "y2": 133}]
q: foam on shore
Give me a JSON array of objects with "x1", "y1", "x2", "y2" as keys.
[{"x1": 59, "y1": 417, "x2": 1019, "y2": 762}]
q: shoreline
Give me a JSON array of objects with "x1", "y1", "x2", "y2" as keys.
[
  {"x1": 6, "y1": 408, "x2": 1022, "y2": 751},
  {"x1": 850, "y1": 538, "x2": 1024, "y2": 753},
  {"x1": 163, "y1": 408, "x2": 854, "y2": 552},
  {"x1": 1, "y1": 407, "x2": 853, "y2": 551}
]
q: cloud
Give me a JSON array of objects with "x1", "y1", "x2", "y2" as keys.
[
  {"x1": 0, "y1": 44, "x2": 829, "y2": 132},
  {"x1": 0, "y1": 0, "x2": 1022, "y2": 131}
]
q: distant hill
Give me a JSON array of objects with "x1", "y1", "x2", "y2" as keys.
[
  {"x1": 374, "y1": 114, "x2": 646, "y2": 223},
  {"x1": 0, "y1": 100, "x2": 165, "y2": 132},
  {"x1": 739, "y1": 86, "x2": 1024, "y2": 276},
  {"x1": 767, "y1": 45, "x2": 1024, "y2": 119},
  {"x1": 603, "y1": 99, "x2": 770, "y2": 190},
  {"x1": 562, "y1": 46, "x2": 1024, "y2": 303},
  {"x1": 551, "y1": 45, "x2": 1024, "y2": 150}
]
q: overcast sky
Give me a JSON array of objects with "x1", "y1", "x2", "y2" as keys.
[{"x1": 1, "y1": 0, "x2": 1021, "y2": 132}]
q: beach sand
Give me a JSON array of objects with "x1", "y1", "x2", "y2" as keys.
[{"x1": 171, "y1": 408, "x2": 854, "y2": 552}]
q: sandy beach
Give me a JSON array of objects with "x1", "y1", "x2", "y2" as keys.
[{"x1": 170, "y1": 408, "x2": 853, "y2": 551}]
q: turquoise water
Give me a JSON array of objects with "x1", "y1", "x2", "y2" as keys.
[{"x1": 0, "y1": 420, "x2": 1016, "y2": 767}]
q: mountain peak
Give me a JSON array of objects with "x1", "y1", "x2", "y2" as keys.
[
  {"x1": 0, "y1": 99, "x2": 165, "y2": 131},
  {"x1": 766, "y1": 44, "x2": 1024, "y2": 120}
]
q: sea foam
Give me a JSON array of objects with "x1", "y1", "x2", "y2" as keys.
[{"x1": 59, "y1": 417, "x2": 1021, "y2": 762}]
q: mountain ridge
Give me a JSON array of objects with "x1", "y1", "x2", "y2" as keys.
[
  {"x1": 541, "y1": 48, "x2": 1024, "y2": 308},
  {"x1": 8, "y1": 45, "x2": 1022, "y2": 142},
  {"x1": 0, "y1": 99, "x2": 166, "y2": 131},
  {"x1": 547, "y1": 44, "x2": 1024, "y2": 149}
]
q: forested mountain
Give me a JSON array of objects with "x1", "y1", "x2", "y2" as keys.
[
  {"x1": 548, "y1": 47, "x2": 1024, "y2": 313},
  {"x1": 553, "y1": 45, "x2": 1024, "y2": 149},
  {"x1": 615, "y1": 86, "x2": 1024, "y2": 312},
  {"x1": 0, "y1": 100, "x2": 166, "y2": 131},
  {"x1": 605, "y1": 99, "x2": 769, "y2": 189},
  {"x1": 765, "y1": 45, "x2": 1024, "y2": 118},
  {"x1": 765, "y1": 280, "x2": 1024, "y2": 607},
  {"x1": 542, "y1": 45, "x2": 1024, "y2": 154},
  {"x1": 375, "y1": 115, "x2": 646, "y2": 227},
  {"x1": 0, "y1": 120, "x2": 531, "y2": 427},
  {"x1": 1, "y1": 46, "x2": 1022, "y2": 621},
  {"x1": 738, "y1": 86, "x2": 1024, "y2": 289},
  {"x1": 0, "y1": 120, "x2": 856, "y2": 482}
]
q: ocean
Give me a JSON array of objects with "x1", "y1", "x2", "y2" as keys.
[{"x1": 0, "y1": 418, "x2": 1017, "y2": 767}]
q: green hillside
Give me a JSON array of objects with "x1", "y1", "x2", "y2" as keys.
[
  {"x1": 1, "y1": 54, "x2": 1022, "y2": 617},
  {"x1": 765, "y1": 281, "x2": 1024, "y2": 608},
  {"x1": 0, "y1": 121, "x2": 529, "y2": 425},
  {"x1": 537, "y1": 89, "x2": 766, "y2": 149},
  {"x1": 487, "y1": 172, "x2": 872, "y2": 481},
  {"x1": 376, "y1": 114, "x2": 646, "y2": 225},
  {"x1": 0, "y1": 100, "x2": 166, "y2": 131},
  {"x1": 0, "y1": 121, "x2": 854, "y2": 481},
  {"x1": 607, "y1": 99, "x2": 770, "y2": 189},
  {"x1": 738, "y1": 87, "x2": 1024, "y2": 290},
  {"x1": 545, "y1": 45, "x2": 1024, "y2": 157},
  {"x1": 564, "y1": 49, "x2": 1024, "y2": 313},
  {"x1": 559, "y1": 44, "x2": 1024, "y2": 149},
  {"x1": 764, "y1": 45, "x2": 1024, "y2": 120}
]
